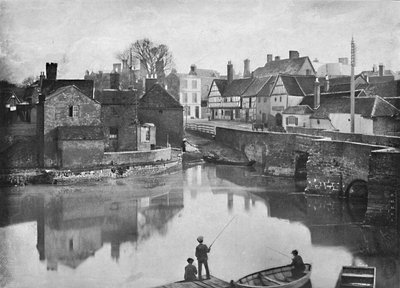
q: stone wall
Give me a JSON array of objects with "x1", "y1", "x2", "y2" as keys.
[
  {"x1": 306, "y1": 139, "x2": 384, "y2": 196},
  {"x1": 215, "y1": 127, "x2": 296, "y2": 176},
  {"x1": 366, "y1": 149, "x2": 400, "y2": 227},
  {"x1": 103, "y1": 147, "x2": 171, "y2": 165}
]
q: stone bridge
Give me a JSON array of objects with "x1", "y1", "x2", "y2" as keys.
[{"x1": 214, "y1": 126, "x2": 400, "y2": 228}]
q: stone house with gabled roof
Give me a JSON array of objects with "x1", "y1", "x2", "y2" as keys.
[
  {"x1": 41, "y1": 85, "x2": 102, "y2": 168},
  {"x1": 139, "y1": 83, "x2": 183, "y2": 148}
]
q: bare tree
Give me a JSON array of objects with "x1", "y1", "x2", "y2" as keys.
[{"x1": 118, "y1": 38, "x2": 173, "y2": 79}]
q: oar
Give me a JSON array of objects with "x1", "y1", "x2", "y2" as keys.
[{"x1": 209, "y1": 216, "x2": 237, "y2": 248}]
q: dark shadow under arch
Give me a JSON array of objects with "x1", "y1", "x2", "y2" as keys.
[{"x1": 345, "y1": 179, "x2": 368, "y2": 200}]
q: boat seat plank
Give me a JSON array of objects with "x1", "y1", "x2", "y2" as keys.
[
  {"x1": 261, "y1": 275, "x2": 284, "y2": 285},
  {"x1": 341, "y1": 273, "x2": 374, "y2": 278}
]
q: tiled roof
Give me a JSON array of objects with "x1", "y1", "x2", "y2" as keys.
[
  {"x1": 241, "y1": 76, "x2": 273, "y2": 97},
  {"x1": 58, "y1": 126, "x2": 104, "y2": 140},
  {"x1": 300, "y1": 91, "x2": 365, "y2": 108},
  {"x1": 253, "y1": 57, "x2": 313, "y2": 77},
  {"x1": 280, "y1": 75, "x2": 316, "y2": 96},
  {"x1": 46, "y1": 85, "x2": 99, "y2": 103},
  {"x1": 282, "y1": 105, "x2": 314, "y2": 115},
  {"x1": 213, "y1": 79, "x2": 228, "y2": 94},
  {"x1": 385, "y1": 97, "x2": 400, "y2": 110},
  {"x1": 95, "y1": 89, "x2": 137, "y2": 104},
  {"x1": 41, "y1": 79, "x2": 94, "y2": 98},
  {"x1": 365, "y1": 81, "x2": 398, "y2": 98},
  {"x1": 310, "y1": 96, "x2": 400, "y2": 119},
  {"x1": 139, "y1": 84, "x2": 183, "y2": 108},
  {"x1": 222, "y1": 78, "x2": 254, "y2": 97}
]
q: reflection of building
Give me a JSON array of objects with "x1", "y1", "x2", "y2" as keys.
[{"x1": 36, "y1": 181, "x2": 184, "y2": 270}]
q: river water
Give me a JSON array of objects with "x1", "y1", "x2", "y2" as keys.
[{"x1": 0, "y1": 164, "x2": 399, "y2": 288}]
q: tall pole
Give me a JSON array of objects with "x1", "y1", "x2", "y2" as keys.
[{"x1": 350, "y1": 37, "x2": 356, "y2": 133}]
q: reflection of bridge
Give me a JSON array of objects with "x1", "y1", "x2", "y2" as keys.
[{"x1": 213, "y1": 126, "x2": 400, "y2": 228}]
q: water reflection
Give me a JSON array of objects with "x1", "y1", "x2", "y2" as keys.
[{"x1": 0, "y1": 165, "x2": 399, "y2": 288}]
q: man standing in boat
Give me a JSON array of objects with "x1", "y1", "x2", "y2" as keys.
[
  {"x1": 195, "y1": 236, "x2": 211, "y2": 280},
  {"x1": 290, "y1": 249, "x2": 306, "y2": 278}
]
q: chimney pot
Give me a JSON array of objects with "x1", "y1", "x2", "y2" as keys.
[
  {"x1": 274, "y1": 56, "x2": 280, "y2": 61},
  {"x1": 45, "y1": 62, "x2": 57, "y2": 80},
  {"x1": 267, "y1": 54, "x2": 273, "y2": 63}
]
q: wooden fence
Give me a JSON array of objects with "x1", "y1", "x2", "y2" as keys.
[{"x1": 185, "y1": 123, "x2": 216, "y2": 136}]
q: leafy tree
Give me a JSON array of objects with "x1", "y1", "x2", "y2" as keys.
[{"x1": 21, "y1": 76, "x2": 38, "y2": 87}]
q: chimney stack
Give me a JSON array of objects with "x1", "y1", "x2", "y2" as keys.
[
  {"x1": 289, "y1": 50, "x2": 299, "y2": 59},
  {"x1": 372, "y1": 64, "x2": 377, "y2": 73},
  {"x1": 379, "y1": 63, "x2": 384, "y2": 77},
  {"x1": 227, "y1": 61, "x2": 233, "y2": 84},
  {"x1": 314, "y1": 78, "x2": 320, "y2": 109},
  {"x1": 267, "y1": 54, "x2": 273, "y2": 63},
  {"x1": 274, "y1": 56, "x2": 280, "y2": 61},
  {"x1": 145, "y1": 78, "x2": 158, "y2": 93},
  {"x1": 45, "y1": 63, "x2": 57, "y2": 80},
  {"x1": 190, "y1": 64, "x2": 197, "y2": 75},
  {"x1": 324, "y1": 75, "x2": 330, "y2": 92},
  {"x1": 243, "y1": 59, "x2": 251, "y2": 78},
  {"x1": 110, "y1": 72, "x2": 120, "y2": 90}
]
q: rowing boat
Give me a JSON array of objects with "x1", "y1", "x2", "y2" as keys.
[
  {"x1": 339, "y1": 266, "x2": 376, "y2": 288},
  {"x1": 233, "y1": 264, "x2": 312, "y2": 288}
]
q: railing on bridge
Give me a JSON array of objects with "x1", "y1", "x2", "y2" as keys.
[{"x1": 185, "y1": 123, "x2": 216, "y2": 136}]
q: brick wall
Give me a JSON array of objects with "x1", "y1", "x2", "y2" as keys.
[
  {"x1": 139, "y1": 108, "x2": 183, "y2": 148},
  {"x1": 59, "y1": 139, "x2": 104, "y2": 169}
]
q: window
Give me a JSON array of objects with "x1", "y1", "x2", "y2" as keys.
[
  {"x1": 183, "y1": 93, "x2": 188, "y2": 103},
  {"x1": 182, "y1": 79, "x2": 188, "y2": 88},
  {"x1": 286, "y1": 116, "x2": 298, "y2": 126},
  {"x1": 68, "y1": 105, "x2": 79, "y2": 117},
  {"x1": 279, "y1": 96, "x2": 282, "y2": 102},
  {"x1": 193, "y1": 93, "x2": 198, "y2": 103},
  {"x1": 109, "y1": 127, "x2": 118, "y2": 139},
  {"x1": 274, "y1": 97, "x2": 277, "y2": 102},
  {"x1": 141, "y1": 127, "x2": 150, "y2": 142},
  {"x1": 306, "y1": 69, "x2": 312, "y2": 75},
  {"x1": 264, "y1": 97, "x2": 267, "y2": 103},
  {"x1": 192, "y1": 80, "x2": 197, "y2": 89}
]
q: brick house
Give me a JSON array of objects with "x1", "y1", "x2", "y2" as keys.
[{"x1": 139, "y1": 83, "x2": 183, "y2": 148}]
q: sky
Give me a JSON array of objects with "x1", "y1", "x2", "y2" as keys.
[{"x1": 0, "y1": 0, "x2": 399, "y2": 83}]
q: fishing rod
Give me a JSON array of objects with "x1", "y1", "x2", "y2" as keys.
[
  {"x1": 265, "y1": 245, "x2": 291, "y2": 259},
  {"x1": 209, "y1": 216, "x2": 237, "y2": 248}
]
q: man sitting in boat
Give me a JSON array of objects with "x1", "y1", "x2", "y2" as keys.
[
  {"x1": 184, "y1": 257, "x2": 198, "y2": 281},
  {"x1": 290, "y1": 249, "x2": 306, "y2": 279}
]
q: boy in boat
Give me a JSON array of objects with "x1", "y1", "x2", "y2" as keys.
[
  {"x1": 184, "y1": 257, "x2": 198, "y2": 281},
  {"x1": 290, "y1": 249, "x2": 306, "y2": 278},
  {"x1": 195, "y1": 236, "x2": 211, "y2": 280}
]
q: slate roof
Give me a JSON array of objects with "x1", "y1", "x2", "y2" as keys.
[
  {"x1": 41, "y1": 79, "x2": 94, "y2": 98},
  {"x1": 139, "y1": 84, "x2": 183, "y2": 108},
  {"x1": 253, "y1": 56, "x2": 314, "y2": 77},
  {"x1": 310, "y1": 96, "x2": 400, "y2": 119},
  {"x1": 95, "y1": 89, "x2": 137, "y2": 105},
  {"x1": 241, "y1": 76, "x2": 273, "y2": 97},
  {"x1": 365, "y1": 81, "x2": 398, "y2": 98},
  {"x1": 282, "y1": 105, "x2": 314, "y2": 115},
  {"x1": 58, "y1": 126, "x2": 104, "y2": 140},
  {"x1": 300, "y1": 91, "x2": 365, "y2": 108},
  {"x1": 222, "y1": 78, "x2": 254, "y2": 97},
  {"x1": 385, "y1": 97, "x2": 400, "y2": 110}
]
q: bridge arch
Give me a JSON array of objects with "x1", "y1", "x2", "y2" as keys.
[{"x1": 343, "y1": 179, "x2": 368, "y2": 200}]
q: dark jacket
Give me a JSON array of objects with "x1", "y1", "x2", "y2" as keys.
[
  {"x1": 184, "y1": 263, "x2": 197, "y2": 281},
  {"x1": 195, "y1": 243, "x2": 210, "y2": 262}
]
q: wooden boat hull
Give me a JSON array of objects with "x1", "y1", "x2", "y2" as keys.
[
  {"x1": 233, "y1": 264, "x2": 312, "y2": 288},
  {"x1": 203, "y1": 156, "x2": 256, "y2": 166},
  {"x1": 339, "y1": 266, "x2": 376, "y2": 288}
]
